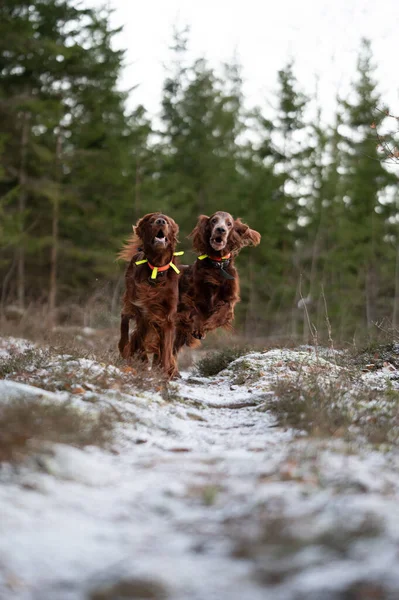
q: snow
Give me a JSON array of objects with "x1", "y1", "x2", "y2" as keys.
[
  {"x1": 0, "y1": 338, "x2": 34, "y2": 359},
  {"x1": 1, "y1": 338, "x2": 399, "y2": 599},
  {"x1": 0, "y1": 380, "x2": 66, "y2": 402}
]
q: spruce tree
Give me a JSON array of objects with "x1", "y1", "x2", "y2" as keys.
[
  {"x1": 0, "y1": 0, "x2": 143, "y2": 315},
  {"x1": 269, "y1": 61, "x2": 312, "y2": 336},
  {"x1": 160, "y1": 30, "x2": 244, "y2": 239},
  {"x1": 339, "y1": 38, "x2": 396, "y2": 332}
]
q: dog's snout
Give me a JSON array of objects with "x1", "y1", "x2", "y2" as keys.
[
  {"x1": 216, "y1": 226, "x2": 226, "y2": 234},
  {"x1": 155, "y1": 217, "x2": 166, "y2": 226}
]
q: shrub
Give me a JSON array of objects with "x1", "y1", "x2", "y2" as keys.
[
  {"x1": 270, "y1": 377, "x2": 351, "y2": 436},
  {"x1": 196, "y1": 346, "x2": 253, "y2": 377}
]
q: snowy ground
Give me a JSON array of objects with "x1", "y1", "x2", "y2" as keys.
[{"x1": 1, "y1": 337, "x2": 399, "y2": 599}]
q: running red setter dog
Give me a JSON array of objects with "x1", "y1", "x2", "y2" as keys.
[
  {"x1": 118, "y1": 212, "x2": 182, "y2": 379},
  {"x1": 174, "y1": 211, "x2": 261, "y2": 355}
]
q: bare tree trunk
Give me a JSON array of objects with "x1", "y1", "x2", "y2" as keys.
[
  {"x1": 393, "y1": 244, "x2": 399, "y2": 328},
  {"x1": 244, "y1": 257, "x2": 255, "y2": 336},
  {"x1": 1, "y1": 254, "x2": 17, "y2": 314},
  {"x1": 365, "y1": 263, "x2": 376, "y2": 329},
  {"x1": 49, "y1": 132, "x2": 62, "y2": 326},
  {"x1": 134, "y1": 161, "x2": 141, "y2": 221},
  {"x1": 365, "y1": 265, "x2": 371, "y2": 329},
  {"x1": 291, "y1": 274, "x2": 300, "y2": 340},
  {"x1": 366, "y1": 211, "x2": 378, "y2": 330},
  {"x1": 198, "y1": 188, "x2": 205, "y2": 213},
  {"x1": 302, "y1": 223, "x2": 323, "y2": 343},
  {"x1": 17, "y1": 111, "x2": 30, "y2": 309}
]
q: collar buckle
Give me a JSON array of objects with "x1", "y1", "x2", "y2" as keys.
[{"x1": 197, "y1": 254, "x2": 234, "y2": 279}]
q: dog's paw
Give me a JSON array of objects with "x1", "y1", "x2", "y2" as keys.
[
  {"x1": 118, "y1": 341, "x2": 130, "y2": 359},
  {"x1": 169, "y1": 370, "x2": 181, "y2": 380},
  {"x1": 165, "y1": 363, "x2": 180, "y2": 380},
  {"x1": 192, "y1": 330, "x2": 206, "y2": 340}
]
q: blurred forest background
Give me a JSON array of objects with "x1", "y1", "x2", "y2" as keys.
[{"x1": 1, "y1": 0, "x2": 399, "y2": 343}]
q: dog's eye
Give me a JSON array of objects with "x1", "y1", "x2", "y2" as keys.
[
  {"x1": 211, "y1": 218, "x2": 217, "y2": 224},
  {"x1": 227, "y1": 221, "x2": 232, "y2": 227}
]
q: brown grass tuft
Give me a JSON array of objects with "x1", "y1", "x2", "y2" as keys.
[
  {"x1": 0, "y1": 398, "x2": 115, "y2": 463},
  {"x1": 269, "y1": 373, "x2": 399, "y2": 446},
  {"x1": 0, "y1": 343, "x2": 166, "y2": 396},
  {"x1": 270, "y1": 377, "x2": 352, "y2": 437}
]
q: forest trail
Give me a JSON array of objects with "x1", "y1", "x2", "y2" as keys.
[{"x1": 1, "y1": 339, "x2": 399, "y2": 599}]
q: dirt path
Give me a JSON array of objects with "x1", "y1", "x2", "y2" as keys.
[{"x1": 1, "y1": 341, "x2": 399, "y2": 599}]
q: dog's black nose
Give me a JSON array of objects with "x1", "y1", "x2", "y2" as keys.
[
  {"x1": 155, "y1": 217, "x2": 166, "y2": 226},
  {"x1": 216, "y1": 226, "x2": 226, "y2": 234}
]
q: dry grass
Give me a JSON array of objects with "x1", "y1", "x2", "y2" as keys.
[
  {"x1": 1, "y1": 301, "x2": 298, "y2": 364},
  {"x1": 0, "y1": 343, "x2": 166, "y2": 396},
  {"x1": 90, "y1": 577, "x2": 168, "y2": 600},
  {"x1": 269, "y1": 373, "x2": 399, "y2": 446},
  {"x1": 349, "y1": 341, "x2": 399, "y2": 371},
  {"x1": 0, "y1": 347, "x2": 51, "y2": 379},
  {"x1": 0, "y1": 316, "x2": 165, "y2": 465},
  {"x1": 341, "y1": 321, "x2": 399, "y2": 369},
  {"x1": 0, "y1": 303, "x2": 119, "y2": 364},
  {"x1": 269, "y1": 377, "x2": 352, "y2": 437},
  {"x1": 0, "y1": 398, "x2": 115, "y2": 463}
]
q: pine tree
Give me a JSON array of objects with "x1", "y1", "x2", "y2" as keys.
[
  {"x1": 235, "y1": 109, "x2": 290, "y2": 335},
  {"x1": 0, "y1": 0, "x2": 143, "y2": 316},
  {"x1": 339, "y1": 38, "x2": 396, "y2": 332},
  {"x1": 159, "y1": 30, "x2": 244, "y2": 240},
  {"x1": 267, "y1": 61, "x2": 312, "y2": 336}
]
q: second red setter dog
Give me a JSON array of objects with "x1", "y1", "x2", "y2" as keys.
[
  {"x1": 118, "y1": 212, "x2": 182, "y2": 378},
  {"x1": 174, "y1": 211, "x2": 261, "y2": 355}
]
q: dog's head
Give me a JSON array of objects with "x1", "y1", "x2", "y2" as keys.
[
  {"x1": 135, "y1": 213, "x2": 179, "y2": 255},
  {"x1": 191, "y1": 211, "x2": 261, "y2": 255}
]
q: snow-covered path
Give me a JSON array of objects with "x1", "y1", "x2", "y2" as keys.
[{"x1": 1, "y1": 340, "x2": 399, "y2": 599}]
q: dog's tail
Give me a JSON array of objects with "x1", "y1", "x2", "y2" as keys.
[{"x1": 117, "y1": 229, "x2": 141, "y2": 262}]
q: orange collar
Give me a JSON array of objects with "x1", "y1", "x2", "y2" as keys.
[
  {"x1": 208, "y1": 253, "x2": 231, "y2": 262},
  {"x1": 197, "y1": 253, "x2": 231, "y2": 262},
  {"x1": 135, "y1": 251, "x2": 183, "y2": 280},
  {"x1": 147, "y1": 261, "x2": 170, "y2": 273}
]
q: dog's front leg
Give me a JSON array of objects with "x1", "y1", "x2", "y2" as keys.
[
  {"x1": 118, "y1": 314, "x2": 131, "y2": 357},
  {"x1": 203, "y1": 301, "x2": 235, "y2": 331},
  {"x1": 129, "y1": 320, "x2": 149, "y2": 364},
  {"x1": 191, "y1": 308, "x2": 207, "y2": 340},
  {"x1": 158, "y1": 321, "x2": 179, "y2": 379}
]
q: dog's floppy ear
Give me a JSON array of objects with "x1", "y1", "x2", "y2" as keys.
[
  {"x1": 231, "y1": 218, "x2": 261, "y2": 250},
  {"x1": 134, "y1": 213, "x2": 156, "y2": 241},
  {"x1": 190, "y1": 215, "x2": 209, "y2": 253},
  {"x1": 168, "y1": 215, "x2": 179, "y2": 246}
]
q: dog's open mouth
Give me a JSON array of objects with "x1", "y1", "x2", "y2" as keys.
[
  {"x1": 153, "y1": 229, "x2": 168, "y2": 246},
  {"x1": 210, "y1": 235, "x2": 226, "y2": 250}
]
